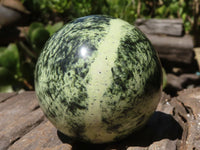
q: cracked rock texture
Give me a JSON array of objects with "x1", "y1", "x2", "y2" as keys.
[{"x1": 0, "y1": 88, "x2": 200, "y2": 150}]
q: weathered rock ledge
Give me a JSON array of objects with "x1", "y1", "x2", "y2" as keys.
[{"x1": 0, "y1": 88, "x2": 200, "y2": 150}]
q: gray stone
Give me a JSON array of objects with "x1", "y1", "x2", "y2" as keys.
[{"x1": 135, "y1": 19, "x2": 183, "y2": 36}]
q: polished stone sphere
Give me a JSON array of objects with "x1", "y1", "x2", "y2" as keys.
[{"x1": 35, "y1": 15, "x2": 162, "y2": 143}]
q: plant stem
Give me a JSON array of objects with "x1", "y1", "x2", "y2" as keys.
[
  {"x1": 193, "y1": 0, "x2": 200, "y2": 46},
  {"x1": 18, "y1": 41, "x2": 37, "y2": 59},
  {"x1": 137, "y1": 0, "x2": 141, "y2": 17}
]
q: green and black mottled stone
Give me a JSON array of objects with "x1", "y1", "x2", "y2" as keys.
[{"x1": 35, "y1": 15, "x2": 162, "y2": 143}]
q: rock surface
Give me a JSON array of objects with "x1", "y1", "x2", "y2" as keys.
[
  {"x1": 135, "y1": 19, "x2": 194, "y2": 67},
  {"x1": 135, "y1": 19, "x2": 183, "y2": 36},
  {"x1": 165, "y1": 73, "x2": 200, "y2": 96},
  {"x1": 0, "y1": 88, "x2": 200, "y2": 150}
]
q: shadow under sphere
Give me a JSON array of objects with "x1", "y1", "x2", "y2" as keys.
[{"x1": 57, "y1": 111, "x2": 183, "y2": 150}]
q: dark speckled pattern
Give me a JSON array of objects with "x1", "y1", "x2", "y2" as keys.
[{"x1": 35, "y1": 15, "x2": 162, "y2": 143}]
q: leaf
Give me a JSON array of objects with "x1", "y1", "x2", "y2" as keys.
[
  {"x1": 30, "y1": 27, "x2": 50, "y2": 49},
  {"x1": 45, "y1": 22, "x2": 64, "y2": 36},
  {"x1": 169, "y1": 2, "x2": 179, "y2": 15},
  {"x1": 0, "y1": 43, "x2": 20, "y2": 74},
  {"x1": 0, "y1": 85, "x2": 13, "y2": 93},
  {"x1": 28, "y1": 22, "x2": 44, "y2": 38},
  {"x1": 156, "y1": 5, "x2": 167, "y2": 17}
]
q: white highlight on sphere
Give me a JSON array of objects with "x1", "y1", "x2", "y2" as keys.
[{"x1": 80, "y1": 46, "x2": 89, "y2": 58}]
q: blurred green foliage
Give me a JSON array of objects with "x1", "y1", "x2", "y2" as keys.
[
  {"x1": 0, "y1": 22, "x2": 63, "y2": 92},
  {"x1": 0, "y1": 44, "x2": 20, "y2": 92},
  {"x1": 21, "y1": 0, "x2": 196, "y2": 32}
]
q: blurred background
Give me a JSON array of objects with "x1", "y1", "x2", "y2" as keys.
[{"x1": 0, "y1": 0, "x2": 199, "y2": 95}]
